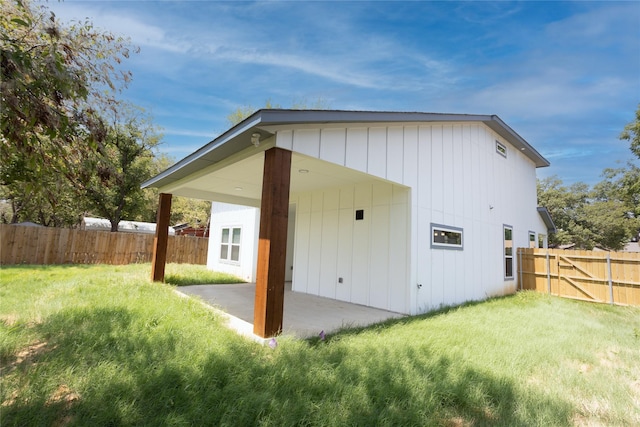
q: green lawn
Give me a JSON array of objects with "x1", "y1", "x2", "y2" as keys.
[{"x1": 1, "y1": 264, "x2": 639, "y2": 426}]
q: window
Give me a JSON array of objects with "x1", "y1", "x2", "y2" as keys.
[
  {"x1": 538, "y1": 234, "x2": 546, "y2": 249},
  {"x1": 504, "y1": 225, "x2": 513, "y2": 279},
  {"x1": 431, "y1": 223, "x2": 463, "y2": 250},
  {"x1": 496, "y1": 140, "x2": 507, "y2": 158},
  {"x1": 529, "y1": 231, "x2": 536, "y2": 249},
  {"x1": 220, "y1": 227, "x2": 241, "y2": 262}
]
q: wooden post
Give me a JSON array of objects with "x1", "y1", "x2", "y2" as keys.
[
  {"x1": 607, "y1": 253, "x2": 614, "y2": 305},
  {"x1": 253, "y1": 147, "x2": 292, "y2": 338},
  {"x1": 151, "y1": 193, "x2": 172, "y2": 282}
]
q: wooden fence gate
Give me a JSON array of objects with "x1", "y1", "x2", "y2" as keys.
[{"x1": 518, "y1": 248, "x2": 640, "y2": 306}]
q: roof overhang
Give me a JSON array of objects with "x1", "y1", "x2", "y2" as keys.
[
  {"x1": 142, "y1": 109, "x2": 550, "y2": 193},
  {"x1": 537, "y1": 207, "x2": 557, "y2": 234}
]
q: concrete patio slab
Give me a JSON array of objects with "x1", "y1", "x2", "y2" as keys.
[{"x1": 177, "y1": 282, "x2": 406, "y2": 340}]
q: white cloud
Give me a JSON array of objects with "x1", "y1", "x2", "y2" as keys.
[
  {"x1": 50, "y1": 2, "x2": 190, "y2": 53},
  {"x1": 464, "y1": 74, "x2": 628, "y2": 119},
  {"x1": 162, "y1": 128, "x2": 217, "y2": 138}
]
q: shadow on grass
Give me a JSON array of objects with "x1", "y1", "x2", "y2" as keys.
[
  {"x1": 2, "y1": 303, "x2": 574, "y2": 426},
  {"x1": 311, "y1": 296, "x2": 506, "y2": 344}
]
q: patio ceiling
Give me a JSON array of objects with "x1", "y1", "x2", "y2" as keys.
[{"x1": 159, "y1": 147, "x2": 382, "y2": 207}]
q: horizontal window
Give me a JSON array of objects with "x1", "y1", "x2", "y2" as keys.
[
  {"x1": 431, "y1": 223, "x2": 463, "y2": 250},
  {"x1": 496, "y1": 140, "x2": 507, "y2": 158}
]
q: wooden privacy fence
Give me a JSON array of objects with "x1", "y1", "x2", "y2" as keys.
[
  {"x1": 0, "y1": 224, "x2": 208, "y2": 265},
  {"x1": 517, "y1": 248, "x2": 640, "y2": 306}
]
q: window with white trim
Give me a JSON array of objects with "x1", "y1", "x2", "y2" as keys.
[
  {"x1": 496, "y1": 140, "x2": 507, "y2": 158},
  {"x1": 504, "y1": 225, "x2": 513, "y2": 279},
  {"x1": 431, "y1": 223, "x2": 463, "y2": 250},
  {"x1": 538, "y1": 234, "x2": 546, "y2": 249},
  {"x1": 220, "y1": 227, "x2": 241, "y2": 262},
  {"x1": 529, "y1": 231, "x2": 536, "y2": 249}
]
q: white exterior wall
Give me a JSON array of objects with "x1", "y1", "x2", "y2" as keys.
[
  {"x1": 276, "y1": 122, "x2": 547, "y2": 315},
  {"x1": 290, "y1": 182, "x2": 410, "y2": 313},
  {"x1": 207, "y1": 202, "x2": 259, "y2": 282}
]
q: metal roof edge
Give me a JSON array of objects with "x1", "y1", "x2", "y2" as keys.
[
  {"x1": 255, "y1": 109, "x2": 491, "y2": 125},
  {"x1": 484, "y1": 115, "x2": 550, "y2": 168},
  {"x1": 141, "y1": 111, "x2": 266, "y2": 189},
  {"x1": 142, "y1": 109, "x2": 551, "y2": 189},
  {"x1": 537, "y1": 207, "x2": 557, "y2": 234}
]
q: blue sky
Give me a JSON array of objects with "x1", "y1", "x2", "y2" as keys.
[{"x1": 49, "y1": 1, "x2": 640, "y2": 185}]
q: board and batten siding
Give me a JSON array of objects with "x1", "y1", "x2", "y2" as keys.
[
  {"x1": 277, "y1": 122, "x2": 546, "y2": 315},
  {"x1": 290, "y1": 182, "x2": 410, "y2": 314}
]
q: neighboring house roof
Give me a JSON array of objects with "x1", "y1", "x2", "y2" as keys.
[
  {"x1": 12, "y1": 221, "x2": 43, "y2": 227},
  {"x1": 142, "y1": 109, "x2": 550, "y2": 190},
  {"x1": 623, "y1": 241, "x2": 640, "y2": 253},
  {"x1": 537, "y1": 207, "x2": 557, "y2": 234},
  {"x1": 556, "y1": 243, "x2": 576, "y2": 250},
  {"x1": 82, "y1": 217, "x2": 176, "y2": 235}
]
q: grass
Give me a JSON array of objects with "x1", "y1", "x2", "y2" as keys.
[
  {"x1": 1, "y1": 264, "x2": 639, "y2": 426},
  {"x1": 163, "y1": 263, "x2": 244, "y2": 286}
]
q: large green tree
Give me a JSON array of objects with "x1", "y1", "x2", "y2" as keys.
[
  {"x1": 1, "y1": 0, "x2": 136, "y2": 180},
  {"x1": 1, "y1": 1, "x2": 169, "y2": 231},
  {"x1": 620, "y1": 104, "x2": 640, "y2": 160},
  {"x1": 68, "y1": 106, "x2": 161, "y2": 231},
  {"x1": 537, "y1": 177, "x2": 590, "y2": 248},
  {"x1": 537, "y1": 176, "x2": 636, "y2": 251},
  {"x1": 0, "y1": 175, "x2": 79, "y2": 226},
  {"x1": 538, "y1": 105, "x2": 640, "y2": 250}
]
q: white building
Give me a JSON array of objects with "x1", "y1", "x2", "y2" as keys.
[{"x1": 143, "y1": 110, "x2": 555, "y2": 336}]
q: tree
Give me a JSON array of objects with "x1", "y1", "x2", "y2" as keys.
[
  {"x1": 169, "y1": 196, "x2": 211, "y2": 229},
  {"x1": 226, "y1": 99, "x2": 281, "y2": 127},
  {"x1": 620, "y1": 104, "x2": 640, "y2": 160},
  {"x1": 1, "y1": 0, "x2": 136, "y2": 183},
  {"x1": 226, "y1": 97, "x2": 330, "y2": 127},
  {"x1": 537, "y1": 106, "x2": 640, "y2": 250},
  {"x1": 0, "y1": 173, "x2": 80, "y2": 227},
  {"x1": 68, "y1": 106, "x2": 162, "y2": 231},
  {"x1": 1, "y1": 1, "x2": 167, "y2": 232},
  {"x1": 537, "y1": 177, "x2": 590, "y2": 247},
  {"x1": 538, "y1": 174, "x2": 639, "y2": 251}
]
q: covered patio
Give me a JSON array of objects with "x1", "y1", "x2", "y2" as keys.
[
  {"x1": 177, "y1": 282, "x2": 406, "y2": 340},
  {"x1": 144, "y1": 110, "x2": 402, "y2": 339}
]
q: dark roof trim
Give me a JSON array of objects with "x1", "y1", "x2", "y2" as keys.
[
  {"x1": 537, "y1": 207, "x2": 557, "y2": 234},
  {"x1": 142, "y1": 109, "x2": 550, "y2": 189}
]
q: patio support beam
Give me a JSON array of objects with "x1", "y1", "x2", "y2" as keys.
[
  {"x1": 151, "y1": 192, "x2": 172, "y2": 282},
  {"x1": 253, "y1": 147, "x2": 292, "y2": 338}
]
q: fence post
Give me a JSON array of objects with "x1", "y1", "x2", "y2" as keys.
[
  {"x1": 607, "y1": 252, "x2": 614, "y2": 305},
  {"x1": 546, "y1": 249, "x2": 551, "y2": 295},
  {"x1": 518, "y1": 248, "x2": 523, "y2": 291}
]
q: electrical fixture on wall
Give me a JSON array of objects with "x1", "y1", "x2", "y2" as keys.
[
  {"x1": 298, "y1": 169, "x2": 309, "y2": 174},
  {"x1": 251, "y1": 132, "x2": 261, "y2": 147}
]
